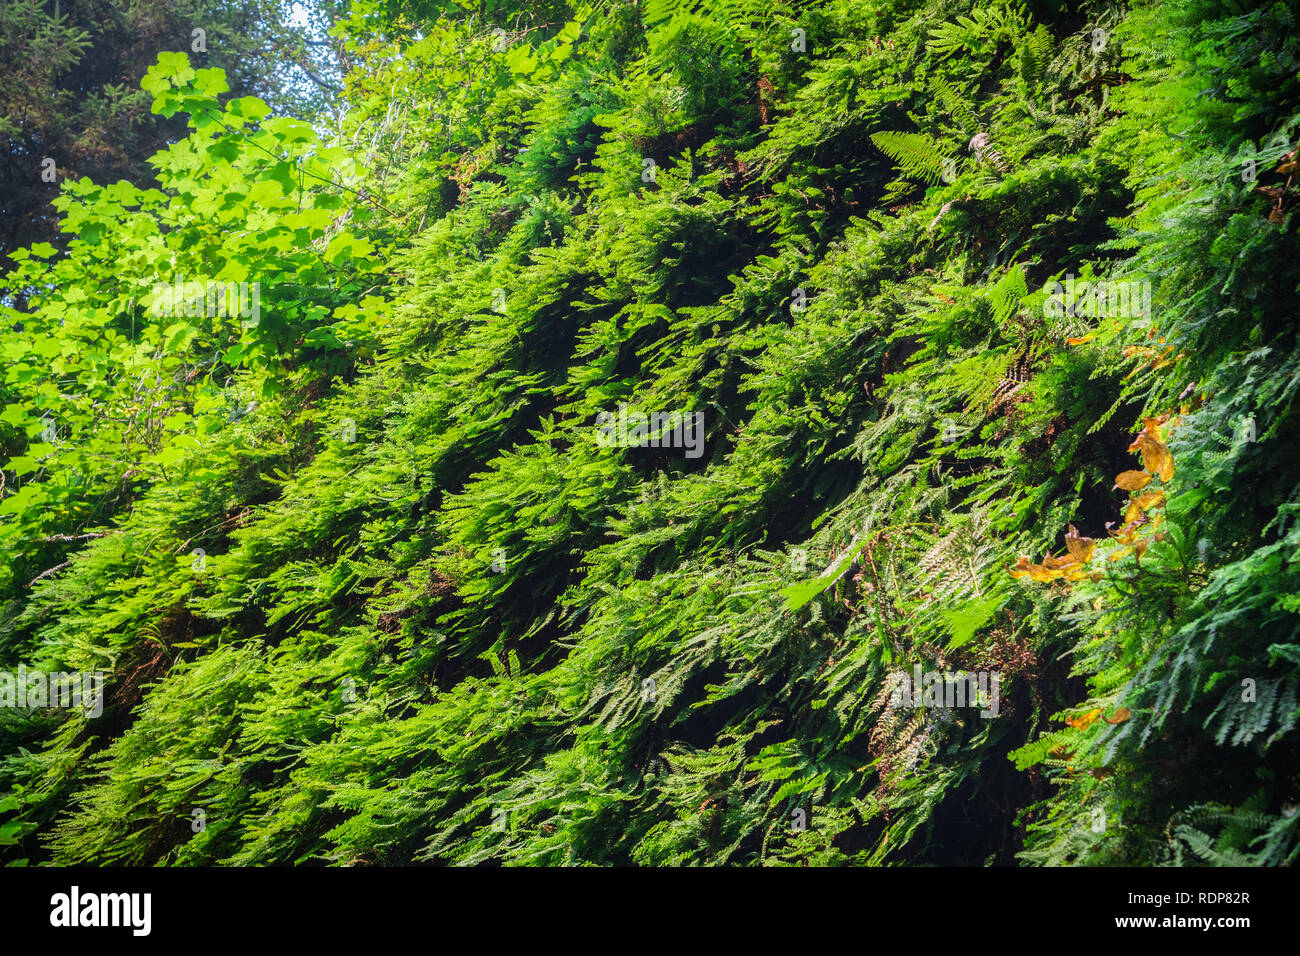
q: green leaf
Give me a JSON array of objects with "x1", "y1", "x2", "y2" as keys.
[
  {"x1": 226, "y1": 96, "x2": 272, "y2": 122},
  {"x1": 781, "y1": 534, "x2": 871, "y2": 612}
]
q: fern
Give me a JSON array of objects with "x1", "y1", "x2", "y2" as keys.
[
  {"x1": 1018, "y1": 25, "x2": 1053, "y2": 90},
  {"x1": 931, "y1": 75, "x2": 981, "y2": 135},
  {"x1": 869, "y1": 130, "x2": 949, "y2": 184}
]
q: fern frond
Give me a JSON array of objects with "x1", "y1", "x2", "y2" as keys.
[{"x1": 869, "y1": 131, "x2": 948, "y2": 184}]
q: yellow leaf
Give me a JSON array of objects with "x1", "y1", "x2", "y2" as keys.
[
  {"x1": 1144, "y1": 436, "x2": 1173, "y2": 479},
  {"x1": 1064, "y1": 524, "x2": 1095, "y2": 563},
  {"x1": 1113, "y1": 470, "x2": 1152, "y2": 491},
  {"x1": 1134, "y1": 489, "x2": 1166, "y2": 510},
  {"x1": 1009, "y1": 556, "x2": 1068, "y2": 582},
  {"x1": 1067, "y1": 708, "x2": 1102, "y2": 729},
  {"x1": 1129, "y1": 426, "x2": 1175, "y2": 481}
]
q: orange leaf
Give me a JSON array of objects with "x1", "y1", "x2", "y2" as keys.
[
  {"x1": 1134, "y1": 489, "x2": 1166, "y2": 510},
  {"x1": 1113, "y1": 470, "x2": 1152, "y2": 491},
  {"x1": 1136, "y1": 434, "x2": 1175, "y2": 481},
  {"x1": 1066, "y1": 708, "x2": 1102, "y2": 729},
  {"x1": 1110, "y1": 520, "x2": 1143, "y2": 544},
  {"x1": 1064, "y1": 524, "x2": 1096, "y2": 563},
  {"x1": 1105, "y1": 707, "x2": 1132, "y2": 724},
  {"x1": 1009, "y1": 556, "x2": 1060, "y2": 581},
  {"x1": 1127, "y1": 418, "x2": 1165, "y2": 449},
  {"x1": 1010, "y1": 554, "x2": 1084, "y2": 583}
]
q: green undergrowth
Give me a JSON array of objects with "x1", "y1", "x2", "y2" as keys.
[{"x1": 1, "y1": 0, "x2": 1298, "y2": 865}]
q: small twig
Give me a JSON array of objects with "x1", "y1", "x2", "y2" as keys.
[
  {"x1": 35, "y1": 531, "x2": 109, "y2": 543},
  {"x1": 28, "y1": 560, "x2": 71, "y2": 588}
]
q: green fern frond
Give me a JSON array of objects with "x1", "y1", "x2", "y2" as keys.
[
  {"x1": 931, "y1": 75, "x2": 981, "y2": 134},
  {"x1": 869, "y1": 131, "x2": 948, "y2": 184},
  {"x1": 1018, "y1": 25, "x2": 1053, "y2": 89}
]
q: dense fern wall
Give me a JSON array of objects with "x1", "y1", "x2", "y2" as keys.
[{"x1": 1, "y1": 0, "x2": 1298, "y2": 865}]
